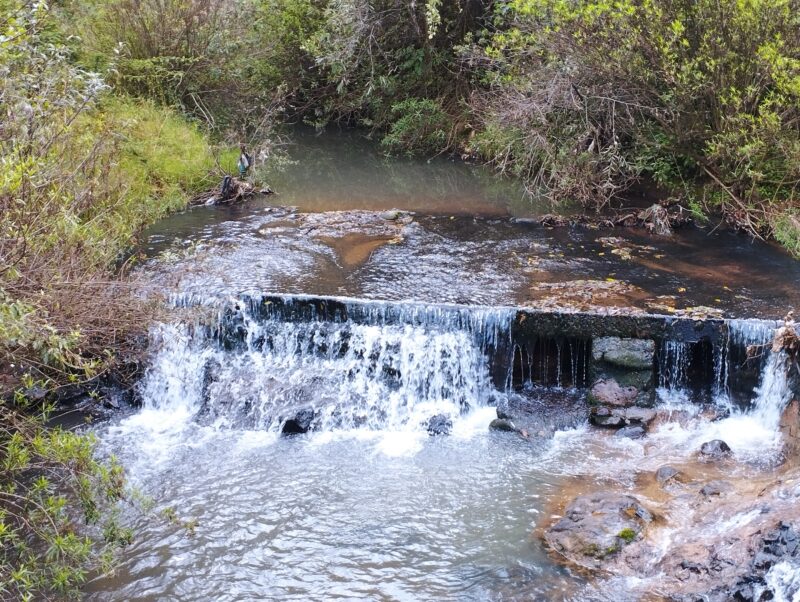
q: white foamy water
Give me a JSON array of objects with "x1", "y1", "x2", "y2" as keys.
[
  {"x1": 91, "y1": 297, "x2": 799, "y2": 601},
  {"x1": 646, "y1": 320, "x2": 792, "y2": 463},
  {"x1": 106, "y1": 297, "x2": 516, "y2": 475},
  {"x1": 763, "y1": 561, "x2": 800, "y2": 602}
]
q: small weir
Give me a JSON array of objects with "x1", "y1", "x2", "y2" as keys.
[
  {"x1": 89, "y1": 297, "x2": 798, "y2": 602},
  {"x1": 144, "y1": 292, "x2": 791, "y2": 433}
]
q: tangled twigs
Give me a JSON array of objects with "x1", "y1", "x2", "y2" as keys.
[
  {"x1": 772, "y1": 312, "x2": 799, "y2": 356},
  {"x1": 189, "y1": 177, "x2": 275, "y2": 206}
]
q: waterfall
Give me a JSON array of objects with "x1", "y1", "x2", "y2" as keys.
[
  {"x1": 652, "y1": 319, "x2": 795, "y2": 462},
  {"x1": 751, "y1": 350, "x2": 793, "y2": 432},
  {"x1": 139, "y1": 294, "x2": 514, "y2": 433}
]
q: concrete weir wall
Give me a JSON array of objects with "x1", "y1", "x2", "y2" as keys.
[{"x1": 218, "y1": 293, "x2": 780, "y2": 405}]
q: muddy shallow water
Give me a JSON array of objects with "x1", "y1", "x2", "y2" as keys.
[
  {"x1": 136, "y1": 128, "x2": 800, "y2": 318},
  {"x1": 89, "y1": 130, "x2": 800, "y2": 600},
  {"x1": 140, "y1": 205, "x2": 800, "y2": 319}
]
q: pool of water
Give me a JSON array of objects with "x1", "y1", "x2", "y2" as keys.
[{"x1": 88, "y1": 129, "x2": 800, "y2": 600}]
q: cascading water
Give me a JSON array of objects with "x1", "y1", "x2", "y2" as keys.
[
  {"x1": 651, "y1": 318, "x2": 794, "y2": 462},
  {"x1": 139, "y1": 295, "x2": 514, "y2": 435}
]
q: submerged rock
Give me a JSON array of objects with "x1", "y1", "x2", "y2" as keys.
[
  {"x1": 489, "y1": 418, "x2": 519, "y2": 433},
  {"x1": 426, "y1": 414, "x2": 453, "y2": 436},
  {"x1": 589, "y1": 378, "x2": 638, "y2": 407},
  {"x1": 615, "y1": 425, "x2": 646, "y2": 439},
  {"x1": 380, "y1": 209, "x2": 402, "y2": 221},
  {"x1": 282, "y1": 409, "x2": 317, "y2": 435},
  {"x1": 655, "y1": 465, "x2": 681, "y2": 486},
  {"x1": 592, "y1": 337, "x2": 655, "y2": 370},
  {"x1": 545, "y1": 492, "x2": 652, "y2": 570},
  {"x1": 495, "y1": 399, "x2": 514, "y2": 421},
  {"x1": 699, "y1": 439, "x2": 732, "y2": 461},
  {"x1": 704, "y1": 522, "x2": 800, "y2": 601},
  {"x1": 590, "y1": 406, "x2": 656, "y2": 429},
  {"x1": 590, "y1": 406, "x2": 626, "y2": 428},
  {"x1": 699, "y1": 480, "x2": 733, "y2": 497},
  {"x1": 623, "y1": 407, "x2": 656, "y2": 427}
]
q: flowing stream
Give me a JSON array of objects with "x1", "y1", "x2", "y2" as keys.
[{"x1": 88, "y1": 130, "x2": 800, "y2": 601}]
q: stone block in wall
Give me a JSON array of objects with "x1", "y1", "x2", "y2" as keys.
[
  {"x1": 780, "y1": 399, "x2": 800, "y2": 457},
  {"x1": 592, "y1": 337, "x2": 655, "y2": 370}
]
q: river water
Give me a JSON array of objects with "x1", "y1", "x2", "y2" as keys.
[{"x1": 88, "y1": 130, "x2": 800, "y2": 600}]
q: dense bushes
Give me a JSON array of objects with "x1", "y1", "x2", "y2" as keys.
[
  {"x1": 64, "y1": 0, "x2": 268, "y2": 132},
  {"x1": 1, "y1": 3, "x2": 215, "y2": 597},
  {"x1": 471, "y1": 0, "x2": 800, "y2": 242},
  {"x1": 38, "y1": 0, "x2": 800, "y2": 250}
]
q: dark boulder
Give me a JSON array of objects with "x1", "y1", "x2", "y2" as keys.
[
  {"x1": 699, "y1": 439, "x2": 732, "y2": 461},
  {"x1": 282, "y1": 409, "x2": 317, "y2": 435},
  {"x1": 545, "y1": 492, "x2": 653, "y2": 570},
  {"x1": 426, "y1": 414, "x2": 453, "y2": 436},
  {"x1": 489, "y1": 418, "x2": 519, "y2": 433}
]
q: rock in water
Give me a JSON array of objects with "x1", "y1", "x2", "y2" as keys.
[
  {"x1": 590, "y1": 406, "x2": 656, "y2": 429},
  {"x1": 282, "y1": 409, "x2": 317, "y2": 435},
  {"x1": 655, "y1": 465, "x2": 681, "y2": 486},
  {"x1": 699, "y1": 439, "x2": 732, "y2": 461},
  {"x1": 489, "y1": 418, "x2": 518, "y2": 433},
  {"x1": 699, "y1": 480, "x2": 732, "y2": 497},
  {"x1": 623, "y1": 407, "x2": 656, "y2": 427},
  {"x1": 495, "y1": 399, "x2": 514, "y2": 421},
  {"x1": 590, "y1": 406, "x2": 626, "y2": 428},
  {"x1": 545, "y1": 493, "x2": 652, "y2": 570},
  {"x1": 426, "y1": 414, "x2": 453, "y2": 436},
  {"x1": 615, "y1": 426, "x2": 646, "y2": 439},
  {"x1": 704, "y1": 522, "x2": 800, "y2": 600},
  {"x1": 589, "y1": 378, "x2": 639, "y2": 407},
  {"x1": 380, "y1": 209, "x2": 402, "y2": 221}
]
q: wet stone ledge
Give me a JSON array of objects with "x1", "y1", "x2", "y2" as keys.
[{"x1": 203, "y1": 293, "x2": 782, "y2": 401}]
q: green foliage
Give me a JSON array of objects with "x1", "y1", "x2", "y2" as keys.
[
  {"x1": 0, "y1": 403, "x2": 131, "y2": 600},
  {"x1": 382, "y1": 98, "x2": 450, "y2": 154},
  {"x1": 0, "y1": 0, "x2": 216, "y2": 387},
  {"x1": 64, "y1": 0, "x2": 269, "y2": 132},
  {"x1": 617, "y1": 528, "x2": 637, "y2": 543},
  {"x1": 0, "y1": 5, "x2": 211, "y2": 597},
  {"x1": 249, "y1": 0, "x2": 489, "y2": 151},
  {"x1": 475, "y1": 0, "x2": 800, "y2": 244},
  {"x1": 774, "y1": 214, "x2": 800, "y2": 258}
]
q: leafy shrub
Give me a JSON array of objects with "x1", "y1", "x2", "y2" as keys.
[
  {"x1": 0, "y1": 4, "x2": 211, "y2": 597},
  {"x1": 473, "y1": 0, "x2": 800, "y2": 243},
  {"x1": 381, "y1": 98, "x2": 451, "y2": 154}
]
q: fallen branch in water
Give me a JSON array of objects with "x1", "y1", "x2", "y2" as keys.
[
  {"x1": 772, "y1": 312, "x2": 799, "y2": 356},
  {"x1": 536, "y1": 201, "x2": 691, "y2": 233},
  {"x1": 189, "y1": 176, "x2": 274, "y2": 207}
]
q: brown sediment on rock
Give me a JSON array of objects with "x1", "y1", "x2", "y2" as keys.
[
  {"x1": 538, "y1": 416, "x2": 800, "y2": 600},
  {"x1": 316, "y1": 233, "x2": 398, "y2": 268},
  {"x1": 526, "y1": 278, "x2": 650, "y2": 314}
]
